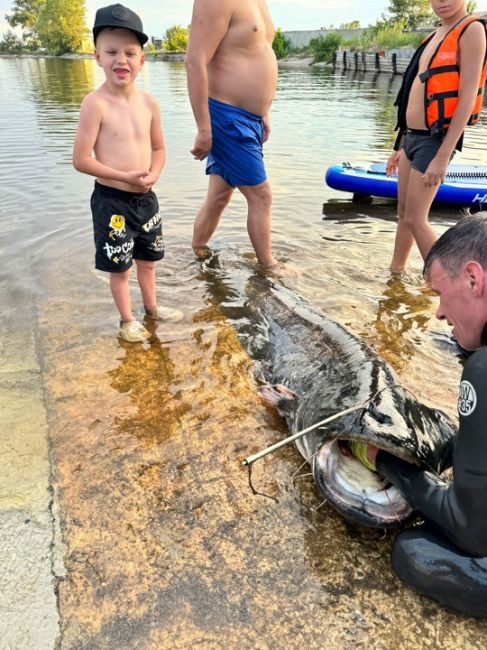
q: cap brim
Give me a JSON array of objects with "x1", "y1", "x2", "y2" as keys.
[{"x1": 93, "y1": 26, "x2": 148, "y2": 46}]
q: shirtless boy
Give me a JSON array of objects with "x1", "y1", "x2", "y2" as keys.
[
  {"x1": 73, "y1": 3, "x2": 182, "y2": 342},
  {"x1": 387, "y1": 0, "x2": 487, "y2": 272},
  {"x1": 185, "y1": 0, "x2": 278, "y2": 267}
]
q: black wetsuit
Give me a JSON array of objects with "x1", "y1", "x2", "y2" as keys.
[{"x1": 376, "y1": 346, "x2": 487, "y2": 617}]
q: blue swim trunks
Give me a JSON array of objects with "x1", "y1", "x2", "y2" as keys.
[{"x1": 206, "y1": 98, "x2": 267, "y2": 188}]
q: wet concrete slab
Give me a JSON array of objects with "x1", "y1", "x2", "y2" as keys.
[
  {"x1": 31, "y1": 275, "x2": 487, "y2": 650},
  {"x1": 0, "y1": 302, "x2": 60, "y2": 649}
]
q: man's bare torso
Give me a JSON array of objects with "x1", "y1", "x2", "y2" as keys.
[
  {"x1": 95, "y1": 87, "x2": 153, "y2": 192},
  {"x1": 208, "y1": 0, "x2": 278, "y2": 115}
]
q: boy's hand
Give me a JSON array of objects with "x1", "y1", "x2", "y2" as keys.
[
  {"x1": 386, "y1": 150, "x2": 401, "y2": 177},
  {"x1": 139, "y1": 171, "x2": 158, "y2": 192},
  {"x1": 423, "y1": 156, "x2": 448, "y2": 188},
  {"x1": 191, "y1": 128, "x2": 212, "y2": 161},
  {"x1": 124, "y1": 170, "x2": 155, "y2": 191}
]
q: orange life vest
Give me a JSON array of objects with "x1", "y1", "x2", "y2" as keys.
[{"x1": 419, "y1": 15, "x2": 487, "y2": 134}]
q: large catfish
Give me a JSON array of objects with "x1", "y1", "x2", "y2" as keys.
[{"x1": 202, "y1": 259, "x2": 456, "y2": 529}]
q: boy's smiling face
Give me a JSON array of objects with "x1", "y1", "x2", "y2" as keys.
[{"x1": 95, "y1": 28, "x2": 144, "y2": 86}]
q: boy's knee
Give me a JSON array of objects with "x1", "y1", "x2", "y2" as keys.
[
  {"x1": 403, "y1": 213, "x2": 420, "y2": 231},
  {"x1": 135, "y1": 259, "x2": 156, "y2": 270}
]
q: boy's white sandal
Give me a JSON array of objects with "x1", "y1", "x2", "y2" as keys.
[
  {"x1": 119, "y1": 319, "x2": 151, "y2": 343},
  {"x1": 142, "y1": 306, "x2": 183, "y2": 322}
]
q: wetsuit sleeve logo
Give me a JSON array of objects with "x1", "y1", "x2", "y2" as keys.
[{"x1": 458, "y1": 380, "x2": 477, "y2": 417}]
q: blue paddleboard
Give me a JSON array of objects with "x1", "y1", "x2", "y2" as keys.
[{"x1": 325, "y1": 162, "x2": 487, "y2": 207}]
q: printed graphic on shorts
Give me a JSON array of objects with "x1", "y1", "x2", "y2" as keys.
[
  {"x1": 142, "y1": 211, "x2": 162, "y2": 233},
  {"x1": 103, "y1": 240, "x2": 134, "y2": 265},
  {"x1": 458, "y1": 380, "x2": 477, "y2": 416},
  {"x1": 150, "y1": 234, "x2": 165, "y2": 253},
  {"x1": 109, "y1": 214, "x2": 126, "y2": 240}
]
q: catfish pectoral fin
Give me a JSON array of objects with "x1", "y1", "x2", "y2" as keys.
[{"x1": 260, "y1": 384, "x2": 298, "y2": 417}]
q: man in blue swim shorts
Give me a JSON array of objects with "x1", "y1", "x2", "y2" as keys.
[{"x1": 185, "y1": 0, "x2": 278, "y2": 267}]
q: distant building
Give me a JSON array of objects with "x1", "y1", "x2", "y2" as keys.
[
  {"x1": 286, "y1": 11, "x2": 487, "y2": 47},
  {"x1": 283, "y1": 28, "x2": 364, "y2": 49}
]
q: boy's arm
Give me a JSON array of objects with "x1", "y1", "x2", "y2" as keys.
[
  {"x1": 185, "y1": 0, "x2": 234, "y2": 160},
  {"x1": 423, "y1": 21, "x2": 486, "y2": 187},
  {"x1": 133, "y1": 95, "x2": 166, "y2": 192},
  {"x1": 72, "y1": 94, "x2": 149, "y2": 187},
  {"x1": 142, "y1": 95, "x2": 166, "y2": 188}
]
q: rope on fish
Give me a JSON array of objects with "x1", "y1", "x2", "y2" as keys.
[
  {"x1": 242, "y1": 404, "x2": 366, "y2": 466},
  {"x1": 246, "y1": 463, "x2": 278, "y2": 503}
]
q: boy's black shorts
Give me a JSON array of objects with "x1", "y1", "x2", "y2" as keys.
[
  {"x1": 403, "y1": 130, "x2": 445, "y2": 174},
  {"x1": 90, "y1": 182, "x2": 165, "y2": 273}
]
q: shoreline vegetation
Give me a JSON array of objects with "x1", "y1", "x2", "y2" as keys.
[
  {"x1": 0, "y1": 24, "x2": 422, "y2": 69},
  {"x1": 0, "y1": 27, "x2": 423, "y2": 65},
  {"x1": 2, "y1": 2, "x2": 479, "y2": 63}
]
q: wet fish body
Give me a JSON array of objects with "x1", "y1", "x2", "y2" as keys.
[{"x1": 209, "y1": 267, "x2": 456, "y2": 528}]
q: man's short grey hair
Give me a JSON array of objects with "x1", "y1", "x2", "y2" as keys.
[{"x1": 423, "y1": 212, "x2": 487, "y2": 278}]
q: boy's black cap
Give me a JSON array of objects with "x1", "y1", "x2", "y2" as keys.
[{"x1": 93, "y1": 4, "x2": 148, "y2": 45}]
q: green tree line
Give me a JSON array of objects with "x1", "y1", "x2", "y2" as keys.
[
  {"x1": 2, "y1": 0, "x2": 87, "y2": 54},
  {"x1": 0, "y1": 0, "x2": 479, "y2": 56},
  {"x1": 272, "y1": 0, "x2": 478, "y2": 61},
  {"x1": 0, "y1": 0, "x2": 192, "y2": 55}
]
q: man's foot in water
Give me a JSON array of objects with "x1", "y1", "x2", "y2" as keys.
[
  {"x1": 193, "y1": 245, "x2": 212, "y2": 260},
  {"x1": 258, "y1": 259, "x2": 302, "y2": 278}
]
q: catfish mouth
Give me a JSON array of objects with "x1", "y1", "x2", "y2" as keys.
[{"x1": 313, "y1": 437, "x2": 413, "y2": 528}]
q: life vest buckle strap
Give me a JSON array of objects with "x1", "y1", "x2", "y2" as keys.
[
  {"x1": 419, "y1": 64, "x2": 460, "y2": 83},
  {"x1": 428, "y1": 90, "x2": 459, "y2": 105}
]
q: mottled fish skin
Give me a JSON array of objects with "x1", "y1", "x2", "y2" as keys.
[{"x1": 202, "y1": 261, "x2": 456, "y2": 528}]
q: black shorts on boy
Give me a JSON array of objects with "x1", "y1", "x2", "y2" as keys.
[
  {"x1": 91, "y1": 182, "x2": 165, "y2": 273},
  {"x1": 402, "y1": 129, "x2": 446, "y2": 174}
]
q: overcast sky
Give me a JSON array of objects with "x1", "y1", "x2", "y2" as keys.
[{"x1": 1, "y1": 0, "x2": 394, "y2": 38}]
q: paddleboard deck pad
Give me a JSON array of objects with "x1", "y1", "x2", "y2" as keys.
[{"x1": 325, "y1": 162, "x2": 487, "y2": 206}]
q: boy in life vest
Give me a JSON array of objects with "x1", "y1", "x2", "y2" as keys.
[{"x1": 386, "y1": 0, "x2": 487, "y2": 273}]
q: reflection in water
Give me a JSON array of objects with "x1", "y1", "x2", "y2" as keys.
[
  {"x1": 364, "y1": 275, "x2": 432, "y2": 371},
  {"x1": 28, "y1": 57, "x2": 96, "y2": 107},
  {"x1": 107, "y1": 334, "x2": 190, "y2": 444}
]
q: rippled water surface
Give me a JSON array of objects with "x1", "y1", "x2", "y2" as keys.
[{"x1": 2, "y1": 57, "x2": 487, "y2": 648}]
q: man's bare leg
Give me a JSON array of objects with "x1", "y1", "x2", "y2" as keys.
[
  {"x1": 192, "y1": 174, "x2": 234, "y2": 256},
  {"x1": 239, "y1": 180, "x2": 276, "y2": 267}
]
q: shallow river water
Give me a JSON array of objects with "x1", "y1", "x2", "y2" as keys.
[{"x1": 1, "y1": 57, "x2": 487, "y2": 648}]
